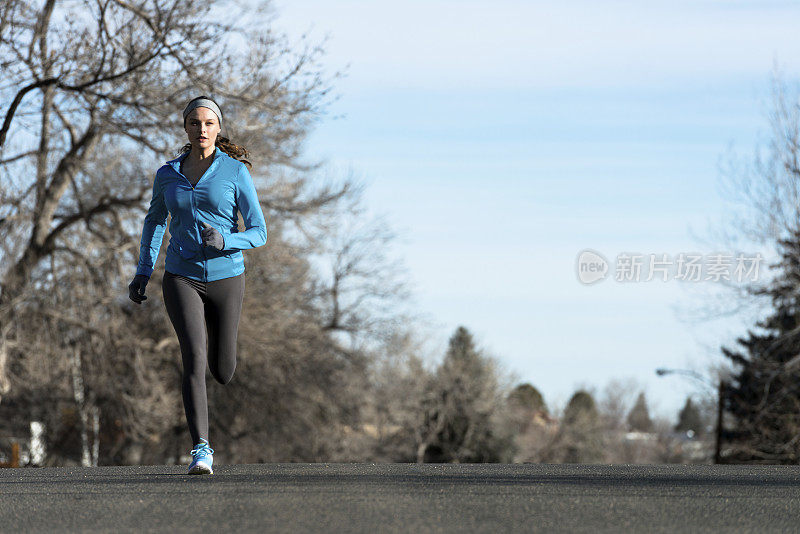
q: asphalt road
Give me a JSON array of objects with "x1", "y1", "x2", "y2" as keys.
[{"x1": 1, "y1": 463, "x2": 799, "y2": 533}]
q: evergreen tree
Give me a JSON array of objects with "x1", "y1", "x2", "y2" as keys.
[
  {"x1": 563, "y1": 390, "x2": 598, "y2": 425},
  {"x1": 674, "y1": 397, "x2": 704, "y2": 436},
  {"x1": 507, "y1": 383, "x2": 547, "y2": 435},
  {"x1": 721, "y1": 227, "x2": 800, "y2": 463},
  {"x1": 626, "y1": 392, "x2": 654, "y2": 432},
  {"x1": 508, "y1": 383, "x2": 547, "y2": 414},
  {"x1": 560, "y1": 390, "x2": 604, "y2": 463}
]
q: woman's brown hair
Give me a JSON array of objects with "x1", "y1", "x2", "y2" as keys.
[{"x1": 180, "y1": 96, "x2": 252, "y2": 169}]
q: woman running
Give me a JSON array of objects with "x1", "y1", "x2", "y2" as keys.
[{"x1": 128, "y1": 96, "x2": 267, "y2": 474}]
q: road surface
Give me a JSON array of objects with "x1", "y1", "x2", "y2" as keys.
[{"x1": 1, "y1": 463, "x2": 799, "y2": 532}]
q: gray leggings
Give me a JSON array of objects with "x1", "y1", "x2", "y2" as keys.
[{"x1": 161, "y1": 270, "x2": 245, "y2": 447}]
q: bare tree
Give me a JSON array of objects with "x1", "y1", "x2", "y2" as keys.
[
  {"x1": 0, "y1": 0, "x2": 345, "y2": 393},
  {"x1": 358, "y1": 326, "x2": 439, "y2": 462},
  {"x1": 305, "y1": 181, "x2": 415, "y2": 350},
  {"x1": 676, "y1": 65, "x2": 800, "y2": 342}
]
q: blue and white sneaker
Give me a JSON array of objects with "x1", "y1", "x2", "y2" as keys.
[{"x1": 188, "y1": 439, "x2": 214, "y2": 475}]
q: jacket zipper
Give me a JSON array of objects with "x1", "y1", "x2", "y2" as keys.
[
  {"x1": 176, "y1": 163, "x2": 207, "y2": 282},
  {"x1": 192, "y1": 188, "x2": 207, "y2": 281}
]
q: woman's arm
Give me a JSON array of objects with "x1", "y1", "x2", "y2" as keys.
[
  {"x1": 136, "y1": 173, "x2": 168, "y2": 277},
  {"x1": 222, "y1": 163, "x2": 267, "y2": 252}
]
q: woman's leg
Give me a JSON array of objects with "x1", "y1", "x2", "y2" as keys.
[
  {"x1": 204, "y1": 273, "x2": 245, "y2": 385},
  {"x1": 161, "y1": 271, "x2": 209, "y2": 446}
]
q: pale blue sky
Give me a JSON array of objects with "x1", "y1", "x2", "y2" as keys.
[{"x1": 267, "y1": 0, "x2": 800, "y2": 418}]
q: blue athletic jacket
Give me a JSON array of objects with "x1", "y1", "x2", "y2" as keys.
[{"x1": 136, "y1": 146, "x2": 267, "y2": 282}]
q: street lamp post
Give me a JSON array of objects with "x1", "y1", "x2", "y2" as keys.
[{"x1": 715, "y1": 380, "x2": 724, "y2": 464}]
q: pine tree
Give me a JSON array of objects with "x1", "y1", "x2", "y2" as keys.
[
  {"x1": 626, "y1": 392, "x2": 654, "y2": 432},
  {"x1": 721, "y1": 227, "x2": 800, "y2": 463},
  {"x1": 674, "y1": 397, "x2": 703, "y2": 436}
]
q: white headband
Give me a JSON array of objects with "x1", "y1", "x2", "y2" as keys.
[{"x1": 182, "y1": 98, "x2": 222, "y2": 124}]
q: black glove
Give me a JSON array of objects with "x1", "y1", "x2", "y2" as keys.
[
  {"x1": 128, "y1": 274, "x2": 150, "y2": 304},
  {"x1": 201, "y1": 221, "x2": 225, "y2": 251}
]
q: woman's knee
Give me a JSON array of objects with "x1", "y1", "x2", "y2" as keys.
[{"x1": 183, "y1": 364, "x2": 206, "y2": 385}]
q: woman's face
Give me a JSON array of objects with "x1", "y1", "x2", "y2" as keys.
[{"x1": 184, "y1": 106, "x2": 221, "y2": 152}]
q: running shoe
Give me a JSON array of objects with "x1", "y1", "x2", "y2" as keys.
[{"x1": 188, "y1": 439, "x2": 214, "y2": 475}]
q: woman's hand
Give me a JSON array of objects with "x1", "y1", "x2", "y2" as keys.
[
  {"x1": 128, "y1": 274, "x2": 150, "y2": 304},
  {"x1": 201, "y1": 222, "x2": 225, "y2": 251}
]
